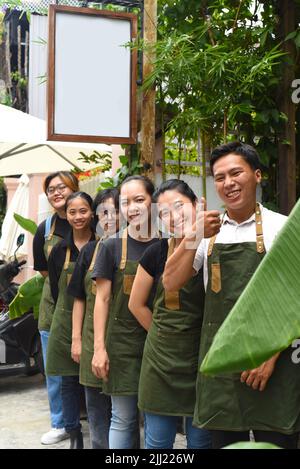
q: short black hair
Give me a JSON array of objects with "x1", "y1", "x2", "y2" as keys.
[
  {"x1": 153, "y1": 179, "x2": 197, "y2": 203},
  {"x1": 210, "y1": 141, "x2": 262, "y2": 174},
  {"x1": 120, "y1": 175, "x2": 155, "y2": 197},
  {"x1": 93, "y1": 188, "x2": 119, "y2": 212}
]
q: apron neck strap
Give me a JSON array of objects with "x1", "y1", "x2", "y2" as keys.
[
  {"x1": 167, "y1": 237, "x2": 176, "y2": 258},
  {"x1": 255, "y1": 203, "x2": 265, "y2": 253},
  {"x1": 207, "y1": 203, "x2": 265, "y2": 257},
  {"x1": 48, "y1": 217, "x2": 56, "y2": 240},
  {"x1": 119, "y1": 228, "x2": 128, "y2": 270},
  {"x1": 207, "y1": 211, "x2": 226, "y2": 257},
  {"x1": 89, "y1": 240, "x2": 101, "y2": 272},
  {"x1": 63, "y1": 247, "x2": 71, "y2": 270}
]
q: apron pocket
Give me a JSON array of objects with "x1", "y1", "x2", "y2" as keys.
[
  {"x1": 113, "y1": 317, "x2": 142, "y2": 331},
  {"x1": 164, "y1": 290, "x2": 180, "y2": 310},
  {"x1": 211, "y1": 263, "x2": 221, "y2": 293},
  {"x1": 123, "y1": 274, "x2": 135, "y2": 295}
]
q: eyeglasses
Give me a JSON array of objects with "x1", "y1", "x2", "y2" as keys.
[{"x1": 46, "y1": 183, "x2": 68, "y2": 195}]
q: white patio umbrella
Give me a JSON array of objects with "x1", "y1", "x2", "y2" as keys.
[
  {"x1": 0, "y1": 104, "x2": 112, "y2": 176},
  {"x1": 0, "y1": 174, "x2": 29, "y2": 260}
]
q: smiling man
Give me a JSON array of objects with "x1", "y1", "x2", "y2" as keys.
[{"x1": 163, "y1": 141, "x2": 300, "y2": 449}]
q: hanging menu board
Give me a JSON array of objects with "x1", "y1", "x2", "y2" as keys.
[{"x1": 47, "y1": 5, "x2": 137, "y2": 144}]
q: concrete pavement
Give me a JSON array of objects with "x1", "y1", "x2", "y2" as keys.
[{"x1": 0, "y1": 373, "x2": 186, "y2": 449}]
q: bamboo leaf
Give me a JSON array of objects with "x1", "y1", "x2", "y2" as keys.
[
  {"x1": 285, "y1": 30, "x2": 297, "y2": 41},
  {"x1": 295, "y1": 32, "x2": 300, "y2": 48},
  {"x1": 119, "y1": 155, "x2": 129, "y2": 165},
  {"x1": 201, "y1": 199, "x2": 300, "y2": 375}
]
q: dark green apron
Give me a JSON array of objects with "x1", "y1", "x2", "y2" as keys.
[
  {"x1": 80, "y1": 241, "x2": 103, "y2": 388},
  {"x1": 103, "y1": 228, "x2": 148, "y2": 396},
  {"x1": 38, "y1": 218, "x2": 62, "y2": 332},
  {"x1": 138, "y1": 238, "x2": 205, "y2": 417},
  {"x1": 194, "y1": 205, "x2": 300, "y2": 434},
  {"x1": 46, "y1": 247, "x2": 79, "y2": 376}
]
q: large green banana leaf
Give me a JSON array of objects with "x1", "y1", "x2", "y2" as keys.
[
  {"x1": 223, "y1": 442, "x2": 280, "y2": 449},
  {"x1": 13, "y1": 213, "x2": 37, "y2": 235},
  {"x1": 200, "y1": 198, "x2": 300, "y2": 376},
  {"x1": 9, "y1": 273, "x2": 45, "y2": 320}
]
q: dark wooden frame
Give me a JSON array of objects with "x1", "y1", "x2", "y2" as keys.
[{"x1": 47, "y1": 5, "x2": 137, "y2": 144}]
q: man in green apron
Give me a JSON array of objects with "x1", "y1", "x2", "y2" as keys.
[{"x1": 162, "y1": 141, "x2": 300, "y2": 449}]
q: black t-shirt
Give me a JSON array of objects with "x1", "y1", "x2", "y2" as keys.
[
  {"x1": 92, "y1": 231, "x2": 159, "y2": 285},
  {"x1": 33, "y1": 214, "x2": 71, "y2": 271},
  {"x1": 67, "y1": 240, "x2": 98, "y2": 300},
  {"x1": 139, "y1": 238, "x2": 169, "y2": 285},
  {"x1": 48, "y1": 231, "x2": 95, "y2": 302}
]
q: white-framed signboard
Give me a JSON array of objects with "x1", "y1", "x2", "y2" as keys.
[{"x1": 47, "y1": 5, "x2": 137, "y2": 144}]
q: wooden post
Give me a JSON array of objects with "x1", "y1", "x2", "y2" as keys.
[
  {"x1": 140, "y1": 0, "x2": 157, "y2": 181},
  {"x1": 17, "y1": 25, "x2": 22, "y2": 109},
  {"x1": 5, "y1": 22, "x2": 12, "y2": 99},
  {"x1": 24, "y1": 31, "x2": 29, "y2": 112},
  {"x1": 277, "y1": 0, "x2": 296, "y2": 214}
]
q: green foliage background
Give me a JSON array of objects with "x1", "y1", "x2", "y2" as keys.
[{"x1": 142, "y1": 0, "x2": 300, "y2": 208}]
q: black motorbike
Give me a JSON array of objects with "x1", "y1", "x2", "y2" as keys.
[{"x1": 0, "y1": 234, "x2": 43, "y2": 377}]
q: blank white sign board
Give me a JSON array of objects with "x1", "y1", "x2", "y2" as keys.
[{"x1": 47, "y1": 6, "x2": 137, "y2": 144}]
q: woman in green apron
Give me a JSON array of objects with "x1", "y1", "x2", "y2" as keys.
[
  {"x1": 67, "y1": 188, "x2": 120, "y2": 448},
  {"x1": 47, "y1": 192, "x2": 95, "y2": 449},
  {"x1": 163, "y1": 142, "x2": 300, "y2": 449},
  {"x1": 91, "y1": 175, "x2": 159, "y2": 449},
  {"x1": 128, "y1": 179, "x2": 211, "y2": 449},
  {"x1": 33, "y1": 171, "x2": 79, "y2": 445}
]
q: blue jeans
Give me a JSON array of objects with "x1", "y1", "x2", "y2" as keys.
[
  {"x1": 40, "y1": 330, "x2": 64, "y2": 429},
  {"x1": 109, "y1": 395, "x2": 140, "y2": 449},
  {"x1": 61, "y1": 375, "x2": 82, "y2": 433},
  {"x1": 144, "y1": 412, "x2": 212, "y2": 449},
  {"x1": 85, "y1": 386, "x2": 111, "y2": 449}
]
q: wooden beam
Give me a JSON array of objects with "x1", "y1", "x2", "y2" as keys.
[
  {"x1": 277, "y1": 0, "x2": 296, "y2": 215},
  {"x1": 140, "y1": 0, "x2": 157, "y2": 181}
]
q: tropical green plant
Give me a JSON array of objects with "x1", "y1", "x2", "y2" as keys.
[
  {"x1": 9, "y1": 273, "x2": 45, "y2": 320},
  {"x1": 10, "y1": 71, "x2": 27, "y2": 90},
  {"x1": 223, "y1": 441, "x2": 281, "y2": 449},
  {"x1": 135, "y1": 0, "x2": 300, "y2": 209},
  {"x1": 200, "y1": 198, "x2": 300, "y2": 376},
  {"x1": 97, "y1": 146, "x2": 143, "y2": 191},
  {"x1": 9, "y1": 213, "x2": 42, "y2": 319},
  {"x1": 164, "y1": 129, "x2": 201, "y2": 177},
  {"x1": 0, "y1": 0, "x2": 22, "y2": 10},
  {"x1": 13, "y1": 213, "x2": 37, "y2": 235},
  {"x1": 75, "y1": 149, "x2": 112, "y2": 171}
]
